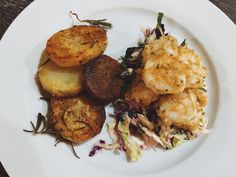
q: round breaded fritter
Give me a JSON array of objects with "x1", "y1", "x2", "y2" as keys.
[
  {"x1": 142, "y1": 35, "x2": 208, "y2": 94},
  {"x1": 178, "y1": 46, "x2": 208, "y2": 89},
  {"x1": 125, "y1": 69, "x2": 160, "y2": 107},
  {"x1": 84, "y1": 55, "x2": 125, "y2": 102},
  {"x1": 38, "y1": 60, "x2": 84, "y2": 97},
  {"x1": 143, "y1": 53, "x2": 188, "y2": 94},
  {"x1": 46, "y1": 25, "x2": 108, "y2": 67},
  {"x1": 50, "y1": 96, "x2": 106, "y2": 144},
  {"x1": 142, "y1": 35, "x2": 179, "y2": 64},
  {"x1": 157, "y1": 89, "x2": 207, "y2": 131}
]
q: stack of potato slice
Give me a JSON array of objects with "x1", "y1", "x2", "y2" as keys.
[{"x1": 37, "y1": 25, "x2": 108, "y2": 144}]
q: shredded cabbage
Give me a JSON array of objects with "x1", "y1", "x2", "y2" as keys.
[
  {"x1": 172, "y1": 133, "x2": 187, "y2": 147},
  {"x1": 107, "y1": 120, "x2": 117, "y2": 143},
  {"x1": 140, "y1": 126, "x2": 165, "y2": 148},
  {"x1": 118, "y1": 117, "x2": 142, "y2": 162}
]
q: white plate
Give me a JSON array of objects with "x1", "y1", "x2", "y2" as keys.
[{"x1": 0, "y1": 0, "x2": 236, "y2": 176}]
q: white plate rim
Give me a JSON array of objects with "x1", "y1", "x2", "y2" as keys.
[{"x1": 0, "y1": 0, "x2": 236, "y2": 177}]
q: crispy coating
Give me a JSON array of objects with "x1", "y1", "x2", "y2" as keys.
[
  {"x1": 178, "y1": 46, "x2": 208, "y2": 89},
  {"x1": 38, "y1": 60, "x2": 84, "y2": 97},
  {"x1": 143, "y1": 53, "x2": 188, "y2": 94},
  {"x1": 192, "y1": 89, "x2": 208, "y2": 107},
  {"x1": 125, "y1": 70, "x2": 159, "y2": 106},
  {"x1": 142, "y1": 35, "x2": 208, "y2": 94},
  {"x1": 142, "y1": 35, "x2": 179, "y2": 64},
  {"x1": 157, "y1": 89, "x2": 207, "y2": 131},
  {"x1": 46, "y1": 25, "x2": 108, "y2": 67},
  {"x1": 84, "y1": 55, "x2": 125, "y2": 102},
  {"x1": 50, "y1": 96, "x2": 106, "y2": 144}
]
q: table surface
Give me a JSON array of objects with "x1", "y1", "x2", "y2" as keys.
[
  {"x1": 0, "y1": 0, "x2": 235, "y2": 176},
  {"x1": 0, "y1": 0, "x2": 236, "y2": 39}
]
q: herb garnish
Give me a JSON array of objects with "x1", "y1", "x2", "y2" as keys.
[
  {"x1": 119, "y1": 68, "x2": 136, "y2": 96},
  {"x1": 119, "y1": 12, "x2": 166, "y2": 96},
  {"x1": 23, "y1": 113, "x2": 48, "y2": 134},
  {"x1": 23, "y1": 113, "x2": 80, "y2": 158},
  {"x1": 155, "y1": 12, "x2": 165, "y2": 39},
  {"x1": 70, "y1": 11, "x2": 112, "y2": 29},
  {"x1": 120, "y1": 47, "x2": 143, "y2": 69},
  {"x1": 181, "y1": 39, "x2": 187, "y2": 46},
  {"x1": 200, "y1": 88, "x2": 207, "y2": 92},
  {"x1": 38, "y1": 58, "x2": 50, "y2": 68},
  {"x1": 120, "y1": 68, "x2": 135, "y2": 80},
  {"x1": 157, "y1": 12, "x2": 164, "y2": 26}
]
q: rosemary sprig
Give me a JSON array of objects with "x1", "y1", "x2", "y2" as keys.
[
  {"x1": 200, "y1": 88, "x2": 207, "y2": 92},
  {"x1": 38, "y1": 58, "x2": 50, "y2": 68},
  {"x1": 181, "y1": 39, "x2": 187, "y2": 46},
  {"x1": 157, "y1": 12, "x2": 164, "y2": 26},
  {"x1": 70, "y1": 11, "x2": 112, "y2": 29},
  {"x1": 23, "y1": 112, "x2": 81, "y2": 158},
  {"x1": 23, "y1": 113, "x2": 47, "y2": 134},
  {"x1": 120, "y1": 47, "x2": 143, "y2": 69},
  {"x1": 155, "y1": 12, "x2": 165, "y2": 39},
  {"x1": 71, "y1": 143, "x2": 80, "y2": 159},
  {"x1": 39, "y1": 96, "x2": 50, "y2": 102}
]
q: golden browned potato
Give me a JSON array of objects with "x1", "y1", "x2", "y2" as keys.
[
  {"x1": 46, "y1": 25, "x2": 108, "y2": 67},
  {"x1": 50, "y1": 96, "x2": 106, "y2": 144},
  {"x1": 38, "y1": 60, "x2": 84, "y2": 97}
]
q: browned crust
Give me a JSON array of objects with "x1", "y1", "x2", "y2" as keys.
[
  {"x1": 46, "y1": 25, "x2": 108, "y2": 67},
  {"x1": 50, "y1": 96, "x2": 106, "y2": 144},
  {"x1": 125, "y1": 69, "x2": 160, "y2": 106},
  {"x1": 84, "y1": 55, "x2": 125, "y2": 102}
]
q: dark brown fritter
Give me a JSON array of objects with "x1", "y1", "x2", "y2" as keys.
[
  {"x1": 84, "y1": 55, "x2": 125, "y2": 102},
  {"x1": 50, "y1": 96, "x2": 106, "y2": 144}
]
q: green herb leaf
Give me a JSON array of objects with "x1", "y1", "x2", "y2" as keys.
[
  {"x1": 181, "y1": 39, "x2": 187, "y2": 46},
  {"x1": 120, "y1": 47, "x2": 143, "y2": 69},
  {"x1": 70, "y1": 11, "x2": 112, "y2": 29},
  {"x1": 23, "y1": 111, "x2": 82, "y2": 159},
  {"x1": 155, "y1": 12, "x2": 165, "y2": 39},
  {"x1": 71, "y1": 143, "x2": 80, "y2": 159},
  {"x1": 23, "y1": 113, "x2": 47, "y2": 134},
  {"x1": 38, "y1": 58, "x2": 50, "y2": 68},
  {"x1": 200, "y1": 88, "x2": 207, "y2": 92},
  {"x1": 120, "y1": 68, "x2": 134, "y2": 79},
  {"x1": 157, "y1": 12, "x2": 164, "y2": 26},
  {"x1": 35, "y1": 113, "x2": 44, "y2": 132}
]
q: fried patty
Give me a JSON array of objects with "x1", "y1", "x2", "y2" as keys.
[
  {"x1": 46, "y1": 25, "x2": 108, "y2": 67},
  {"x1": 125, "y1": 69, "x2": 160, "y2": 107},
  {"x1": 157, "y1": 89, "x2": 207, "y2": 131},
  {"x1": 50, "y1": 96, "x2": 106, "y2": 144},
  {"x1": 84, "y1": 55, "x2": 125, "y2": 102},
  {"x1": 142, "y1": 35, "x2": 208, "y2": 94}
]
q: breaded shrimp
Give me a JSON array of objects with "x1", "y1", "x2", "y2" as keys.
[{"x1": 157, "y1": 89, "x2": 207, "y2": 131}]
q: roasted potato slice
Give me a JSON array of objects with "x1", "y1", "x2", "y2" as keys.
[
  {"x1": 46, "y1": 25, "x2": 108, "y2": 67},
  {"x1": 84, "y1": 55, "x2": 125, "y2": 102},
  {"x1": 50, "y1": 96, "x2": 106, "y2": 144},
  {"x1": 38, "y1": 60, "x2": 84, "y2": 97}
]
